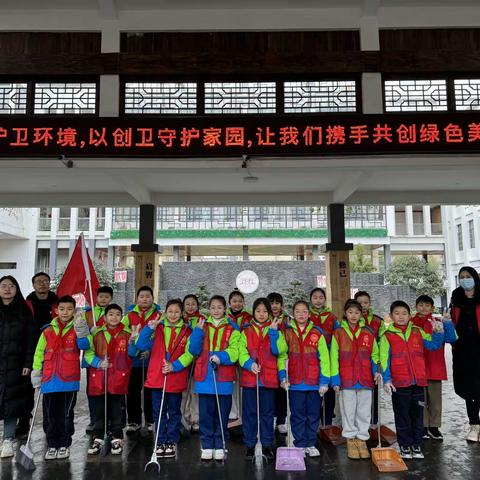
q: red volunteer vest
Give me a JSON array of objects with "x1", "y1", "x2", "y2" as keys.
[
  {"x1": 363, "y1": 311, "x2": 383, "y2": 338},
  {"x1": 194, "y1": 322, "x2": 237, "y2": 383},
  {"x1": 127, "y1": 308, "x2": 161, "y2": 330},
  {"x1": 335, "y1": 326, "x2": 375, "y2": 388},
  {"x1": 145, "y1": 324, "x2": 192, "y2": 393},
  {"x1": 285, "y1": 324, "x2": 322, "y2": 386},
  {"x1": 42, "y1": 325, "x2": 80, "y2": 383},
  {"x1": 240, "y1": 324, "x2": 279, "y2": 388},
  {"x1": 183, "y1": 312, "x2": 206, "y2": 326},
  {"x1": 88, "y1": 329, "x2": 132, "y2": 395},
  {"x1": 412, "y1": 313, "x2": 447, "y2": 381},
  {"x1": 385, "y1": 325, "x2": 428, "y2": 388},
  {"x1": 228, "y1": 309, "x2": 253, "y2": 329},
  {"x1": 309, "y1": 309, "x2": 336, "y2": 344}
]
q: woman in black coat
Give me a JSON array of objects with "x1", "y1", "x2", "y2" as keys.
[
  {"x1": 450, "y1": 266, "x2": 480, "y2": 442},
  {"x1": 0, "y1": 275, "x2": 35, "y2": 458}
]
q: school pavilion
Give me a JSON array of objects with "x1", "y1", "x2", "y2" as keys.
[{"x1": 0, "y1": 0, "x2": 479, "y2": 478}]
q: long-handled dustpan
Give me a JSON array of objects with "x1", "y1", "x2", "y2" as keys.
[
  {"x1": 371, "y1": 382, "x2": 407, "y2": 472},
  {"x1": 16, "y1": 388, "x2": 42, "y2": 471},
  {"x1": 369, "y1": 371, "x2": 397, "y2": 445},
  {"x1": 211, "y1": 360, "x2": 227, "y2": 463},
  {"x1": 253, "y1": 373, "x2": 267, "y2": 469},
  {"x1": 139, "y1": 360, "x2": 150, "y2": 438},
  {"x1": 318, "y1": 392, "x2": 345, "y2": 446},
  {"x1": 276, "y1": 363, "x2": 305, "y2": 471}
]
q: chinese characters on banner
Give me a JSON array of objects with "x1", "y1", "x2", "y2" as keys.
[{"x1": 1, "y1": 114, "x2": 480, "y2": 157}]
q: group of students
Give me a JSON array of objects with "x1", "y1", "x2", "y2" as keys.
[{"x1": 8, "y1": 282, "x2": 459, "y2": 464}]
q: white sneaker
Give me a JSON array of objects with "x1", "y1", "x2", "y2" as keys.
[
  {"x1": 304, "y1": 446, "x2": 321, "y2": 457},
  {"x1": 0, "y1": 439, "x2": 14, "y2": 458},
  {"x1": 88, "y1": 438, "x2": 104, "y2": 455},
  {"x1": 201, "y1": 448, "x2": 213, "y2": 460},
  {"x1": 44, "y1": 447, "x2": 58, "y2": 460},
  {"x1": 57, "y1": 447, "x2": 70, "y2": 459},
  {"x1": 214, "y1": 449, "x2": 225, "y2": 461},
  {"x1": 466, "y1": 425, "x2": 480, "y2": 442},
  {"x1": 277, "y1": 424, "x2": 288, "y2": 434},
  {"x1": 111, "y1": 438, "x2": 123, "y2": 455}
]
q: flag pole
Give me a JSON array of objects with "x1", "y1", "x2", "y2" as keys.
[{"x1": 80, "y1": 233, "x2": 97, "y2": 328}]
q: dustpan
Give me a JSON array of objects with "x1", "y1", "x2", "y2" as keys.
[
  {"x1": 276, "y1": 364, "x2": 306, "y2": 471},
  {"x1": 371, "y1": 381, "x2": 407, "y2": 472},
  {"x1": 318, "y1": 395, "x2": 345, "y2": 446},
  {"x1": 369, "y1": 425, "x2": 397, "y2": 445}
]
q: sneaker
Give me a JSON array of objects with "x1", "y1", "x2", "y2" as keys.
[
  {"x1": 423, "y1": 427, "x2": 431, "y2": 439},
  {"x1": 147, "y1": 423, "x2": 154, "y2": 433},
  {"x1": 44, "y1": 447, "x2": 58, "y2": 460},
  {"x1": 245, "y1": 447, "x2": 255, "y2": 461},
  {"x1": 155, "y1": 444, "x2": 166, "y2": 457},
  {"x1": 0, "y1": 439, "x2": 14, "y2": 458},
  {"x1": 201, "y1": 448, "x2": 213, "y2": 461},
  {"x1": 466, "y1": 425, "x2": 480, "y2": 442},
  {"x1": 304, "y1": 446, "x2": 320, "y2": 458},
  {"x1": 126, "y1": 423, "x2": 140, "y2": 433},
  {"x1": 411, "y1": 446, "x2": 424, "y2": 459},
  {"x1": 262, "y1": 446, "x2": 275, "y2": 461},
  {"x1": 214, "y1": 449, "x2": 225, "y2": 461},
  {"x1": 164, "y1": 443, "x2": 176, "y2": 458},
  {"x1": 85, "y1": 422, "x2": 95, "y2": 434},
  {"x1": 57, "y1": 447, "x2": 70, "y2": 459},
  {"x1": 87, "y1": 438, "x2": 104, "y2": 455},
  {"x1": 399, "y1": 446, "x2": 412, "y2": 459},
  {"x1": 192, "y1": 423, "x2": 200, "y2": 433},
  {"x1": 428, "y1": 427, "x2": 443, "y2": 441},
  {"x1": 111, "y1": 438, "x2": 123, "y2": 455},
  {"x1": 277, "y1": 424, "x2": 288, "y2": 435}
]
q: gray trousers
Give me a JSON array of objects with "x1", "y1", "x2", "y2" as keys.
[
  {"x1": 339, "y1": 388, "x2": 372, "y2": 441},
  {"x1": 424, "y1": 380, "x2": 442, "y2": 428}
]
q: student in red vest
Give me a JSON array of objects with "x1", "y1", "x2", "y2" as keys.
[
  {"x1": 330, "y1": 299, "x2": 382, "y2": 460},
  {"x1": 124, "y1": 285, "x2": 161, "y2": 433},
  {"x1": 239, "y1": 297, "x2": 287, "y2": 461},
  {"x1": 188, "y1": 295, "x2": 240, "y2": 461},
  {"x1": 309, "y1": 288, "x2": 339, "y2": 428},
  {"x1": 83, "y1": 285, "x2": 114, "y2": 433},
  {"x1": 183, "y1": 294, "x2": 206, "y2": 328},
  {"x1": 85, "y1": 304, "x2": 131, "y2": 455},
  {"x1": 31, "y1": 295, "x2": 91, "y2": 460},
  {"x1": 227, "y1": 289, "x2": 252, "y2": 328},
  {"x1": 267, "y1": 292, "x2": 290, "y2": 435},
  {"x1": 280, "y1": 300, "x2": 330, "y2": 457},
  {"x1": 380, "y1": 300, "x2": 445, "y2": 460},
  {"x1": 353, "y1": 290, "x2": 385, "y2": 428},
  {"x1": 135, "y1": 298, "x2": 194, "y2": 458},
  {"x1": 182, "y1": 294, "x2": 205, "y2": 432},
  {"x1": 412, "y1": 295, "x2": 457, "y2": 441}
]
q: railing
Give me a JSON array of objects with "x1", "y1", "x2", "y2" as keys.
[
  {"x1": 113, "y1": 206, "x2": 387, "y2": 231},
  {"x1": 38, "y1": 217, "x2": 51, "y2": 231},
  {"x1": 77, "y1": 218, "x2": 90, "y2": 231},
  {"x1": 96, "y1": 218, "x2": 106, "y2": 230},
  {"x1": 431, "y1": 223, "x2": 443, "y2": 235},
  {"x1": 58, "y1": 218, "x2": 70, "y2": 231}
]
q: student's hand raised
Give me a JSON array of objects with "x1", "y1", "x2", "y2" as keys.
[
  {"x1": 442, "y1": 307, "x2": 452, "y2": 322},
  {"x1": 129, "y1": 324, "x2": 141, "y2": 342},
  {"x1": 270, "y1": 318, "x2": 280, "y2": 331},
  {"x1": 195, "y1": 317, "x2": 206, "y2": 329},
  {"x1": 73, "y1": 310, "x2": 90, "y2": 338},
  {"x1": 148, "y1": 316, "x2": 161, "y2": 330}
]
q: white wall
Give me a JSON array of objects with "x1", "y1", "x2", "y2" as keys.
[{"x1": 0, "y1": 238, "x2": 37, "y2": 295}]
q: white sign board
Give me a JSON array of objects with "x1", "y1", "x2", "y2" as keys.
[
  {"x1": 236, "y1": 270, "x2": 259, "y2": 294},
  {"x1": 114, "y1": 270, "x2": 127, "y2": 283}
]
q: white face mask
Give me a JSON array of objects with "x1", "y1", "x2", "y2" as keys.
[{"x1": 459, "y1": 277, "x2": 475, "y2": 290}]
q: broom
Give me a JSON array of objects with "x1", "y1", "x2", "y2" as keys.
[{"x1": 16, "y1": 388, "x2": 41, "y2": 471}]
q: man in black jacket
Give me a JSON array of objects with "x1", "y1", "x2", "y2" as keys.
[{"x1": 16, "y1": 272, "x2": 58, "y2": 436}]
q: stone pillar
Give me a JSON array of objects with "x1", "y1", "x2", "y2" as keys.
[
  {"x1": 323, "y1": 204, "x2": 353, "y2": 320},
  {"x1": 242, "y1": 245, "x2": 249, "y2": 261},
  {"x1": 131, "y1": 205, "x2": 159, "y2": 301},
  {"x1": 384, "y1": 244, "x2": 392, "y2": 271}
]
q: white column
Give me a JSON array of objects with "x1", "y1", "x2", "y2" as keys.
[
  {"x1": 406, "y1": 205, "x2": 414, "y2": 236},
  {"x1": 105, "y1": 207, "x2": 113, "y2": 238},
  {"x1": 89, "y1": 208, "x2": 97, "y2": 252},
  {"x1": 70, "y1": 208, "x2": 79, "y2": 238},
  {"x1": 385, "y1": 206, "x2": 396, "y2": 237},
  {"x1": 423, "y1": 205, "x2": 432, "y2": 236},
  {"x1": 51, "y1": 208, "x2": 59, "y2": 238}
]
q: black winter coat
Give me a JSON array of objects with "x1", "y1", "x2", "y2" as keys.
[{"x1": 0, "y1": 299, "x2": 35, "y2": 419}]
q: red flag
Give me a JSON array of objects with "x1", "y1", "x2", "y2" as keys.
[{"x1": 56, "y1": 233, "x2": 100, "y2": 307}]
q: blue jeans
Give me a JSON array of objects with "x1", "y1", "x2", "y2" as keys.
[{"x1": 152, "y1": 390, "x2": 182, "y2": 445}]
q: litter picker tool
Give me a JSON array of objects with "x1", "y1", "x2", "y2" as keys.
[
  {"x1": 253, "y1": 372, "x2": 267, "y2": 469},
  {"x1": 211, "y1": 359, "x2": 227, "y2": 462},
  {"x1": 100, "y1": 365, "x2": 111, "y2": 456},
  {"x1": 15, "y1": 387, "x2": 42, "y2": 471},
  {"x1": 140, "y1": 359, "x2": 150, "y2": 438},
  {"x1": 145, "y1": 374, "x2": 168, "y2": 474}
]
